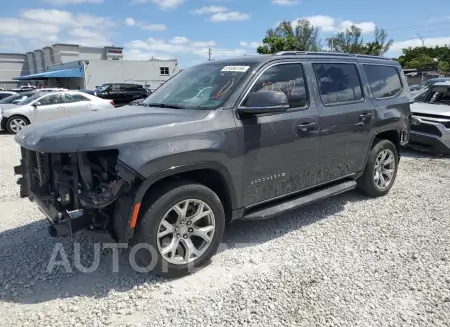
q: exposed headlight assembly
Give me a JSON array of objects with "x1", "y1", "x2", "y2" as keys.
[{"x1": 411, "y1": 117, "x2": 422, "y2": 126}]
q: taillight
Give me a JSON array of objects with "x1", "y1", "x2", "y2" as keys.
[{"x1": 110, "y1": 100, "x2": 115, "y2": 106}]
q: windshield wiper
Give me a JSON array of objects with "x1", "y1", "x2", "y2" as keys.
[{"x1": 145, "y1": 103, "x2": 185, "y2": 109}]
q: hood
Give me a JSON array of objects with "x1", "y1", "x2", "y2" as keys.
[
  {"x1": 0, "y1": 104, "x2": 20, "y2": 111},
  {"x1": 411, "y1": 102, "x2": 450, "y2": 116},
  {"x1": 15, "y1": 105, "x2": 210, "y2": 153}
]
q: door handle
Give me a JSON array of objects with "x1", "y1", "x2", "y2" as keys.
[
  {"x1": 297, "y1": 122, "x2": 317, "y2": 132},
  {"x1": 57, "y1": 106, "x2": 64, "y2": 110},
  {"x1": 360, "y1": 112, "x2": 373, "y2": 118}
]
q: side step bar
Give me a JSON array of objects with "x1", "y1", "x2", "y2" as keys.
[{"x1": 243, "y1": 180, "x2": 357, "y2": 220}]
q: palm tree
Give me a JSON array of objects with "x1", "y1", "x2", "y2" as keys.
[{"x1": 257, "y1": 19, "x2": 322, "y2": 54}]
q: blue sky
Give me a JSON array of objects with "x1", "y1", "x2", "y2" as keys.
[{"x1": 2, "y1": 0, "x2": 450, "y2": 67}]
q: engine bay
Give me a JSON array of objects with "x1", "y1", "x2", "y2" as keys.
[{"x1": 17, "y1": 148, "x2": 139, "y2": 238}]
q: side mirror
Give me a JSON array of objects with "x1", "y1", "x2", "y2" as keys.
[
  {"x1": 32, "y1": 102, "x2": 41, "y2": 107},
  {"x1": 238, "y1": 90, "x2": 289, "y2": 115}
]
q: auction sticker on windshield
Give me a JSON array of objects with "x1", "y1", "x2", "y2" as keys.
[{"x1": 221, "y1": 66, "x2": 250, "y2": 72}]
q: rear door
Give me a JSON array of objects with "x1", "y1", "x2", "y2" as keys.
[
  {"x1": 62, "y1": 93, "x2": 95, "y2": 116},
  {"x1": 312, "y1": 61, "x2": 375, "y2": 177},
  {"x1": 31, "y1": 93, "x2": 65, "y2": 123}
]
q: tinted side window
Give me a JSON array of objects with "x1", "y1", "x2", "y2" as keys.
[
  {"x1": 313, "y1": 63, "x2": 363, "y2": 105},
  {"x1": 39, "y1": 94, "x2": 63, "y2": 105},
  {"x1": 243, "y1": 63, "x2": 308, "y2": 109},
  {"x1": 363, "y1": 65, "x2": 403, "y2": 99}
]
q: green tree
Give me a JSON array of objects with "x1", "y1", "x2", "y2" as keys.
[
  {"x1": 257, "y1": 19, "x2": 322, "y2": 54},
  {"x1": 438, "y1": 61, "x2": 450, "y2": 73},
  {"x1": 404, "y1": 54, "x2": 434, "y2": 70},
  {"x1": 328, "y1": 25, "x2": 364, "y2": 53},
  {"x1": 397, "y1": 45, "x2": 450, "y2": 71},
  {"x1": 362, "y1": 26, "x2": 393, "y2": 56},
  {"x1": 328, "y1": 25, "x2": 393, "y2": 55}
]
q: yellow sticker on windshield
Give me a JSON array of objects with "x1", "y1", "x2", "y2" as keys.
[{"x1": 221, "y1": 66, "x2": 250, "y2": 72}]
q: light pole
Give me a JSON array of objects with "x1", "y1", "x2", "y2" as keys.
[{"x1": 417, "y1": 34, "x2": 424, "y2": 47}]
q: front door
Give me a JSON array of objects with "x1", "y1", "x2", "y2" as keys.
[
  {"x1": 31, "y1": 93, "x2": 65, "y2": 123},
  {"x1": 236, "y1": 62, "x2": 322, "y2": 206},
  {"x1": 312, "y1": 62, "x2": 374, "y2": 179}
]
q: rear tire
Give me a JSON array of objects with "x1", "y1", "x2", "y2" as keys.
[
  {"x1": 357, "y1": 139, "x2": 399, "y2": 197},
  {"x1": 6, "y1": 116, "x2": 29, "y2": 134},
  {"x1": 131, "y1": 181, "x2": 225, "y2": 278}
]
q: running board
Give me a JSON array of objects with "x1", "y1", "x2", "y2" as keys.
[{"x1": 243, "y1": 180, "x2": 357, "y2": 220}]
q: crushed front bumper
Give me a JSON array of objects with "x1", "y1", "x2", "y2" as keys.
[{"x1": 409, "y1": 117, "x2": 450, "y2": 155}]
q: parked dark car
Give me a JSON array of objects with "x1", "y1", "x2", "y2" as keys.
[
  {"x1": 14, "y1": 51, "x2": 411, "y2": 277},
  {"x1": 129, "y1": 98, "x2": 145, "y2": 106},
  {"x1": 78, "y1": 89, "x2": 97, "y2": 96},
  {"x1": 94, "y1": 83, "x2": 148, "y2": 107}
]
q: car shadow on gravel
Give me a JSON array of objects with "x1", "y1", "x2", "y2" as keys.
[
  {"x1": 0, "y1": 191, "x2": 363, "y2": 305},
  {"x1": 401, "y1": 148, "x2": 450, "y2": 159},
  {"x1": 221, "y1": 191, "x2": 363, "y2": 252}
]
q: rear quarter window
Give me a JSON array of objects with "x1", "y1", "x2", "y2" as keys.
[{"x1": 363, "y1": 65, "x2": 403, "y2": 99}]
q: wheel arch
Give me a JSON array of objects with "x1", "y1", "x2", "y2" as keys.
[
  {"x1": 123, "y1": 162, "x2": 238, "y2": 242},
  {"x1": 362, "y1": 129, "x2": 401, "y2": 171},
  {"x1": 4, "y1": 114, "x2": 30, "y2": 133}
]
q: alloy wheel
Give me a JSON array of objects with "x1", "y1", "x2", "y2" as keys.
[
  {"x1": 157, "y1": 199, "x2": 216, "y2": 265},
  {"x1": 373, "y1": 149, "x2": 395, "y2": 190},
  {"x1": 9, "y1": 119, "x2": 27, "y2": 133}
]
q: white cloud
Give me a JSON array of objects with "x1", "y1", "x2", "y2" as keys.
[
  {"x1": 42, "y1": 0, "x2": 103, "y2": 5},
  {"x1": 125, "y1": 17, "x2": 167, "y2": 31},
  {"x1": 210, "y1": 11, "x2": 250, "y2": 22},
  {"x1": 390, "y1": 37, "x2": 450, "y2": 52},
  {"x1": 0, "y1": 37, "x2": 26, "y2": 53},
  {"x1": 272, "y1": 0, "x2": 299, "y2": 5},
  {"x1": 131, "y1": 0, "x2": 184, "y2": 10},
  {"x1": 140, "y1": 24, "x2": 168, "y2": 31},
  {"x1": 240, "y1": 41, "x2": 260, "y2": 48},
  {"x1": 125, "y1": 17, "x2": 136, "y2": 26},
  {"x1": 125, "y1": 37, "x2": 247, "y2": 60},
  {"x1": 67, "y1": 28, "x2": 112, "y2": 46},
  {"x1": 192, "y1": 6, "x2": 250, "y2": 23},
  {"x1": 123, "y1": 48, "x2": 175, "y2": 61},
  {"x1": 0, "y1": 9, "x2": 116, "y2": 51},
  {"x1": 192, "y1": 6, "x2": 228, "y2": 15},
  {"x1": 299, "y1": 15, "x2": 375, "y2": 33}
]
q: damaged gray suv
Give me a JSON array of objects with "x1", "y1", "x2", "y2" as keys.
[{"x1": 14, "y1": 51, "x2": 411, "y2": 277}]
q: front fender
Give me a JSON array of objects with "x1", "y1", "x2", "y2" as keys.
[{"x1": 121, "y1": 161, "x2": 239, "y2": 242}]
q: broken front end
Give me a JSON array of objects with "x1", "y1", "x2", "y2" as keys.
[{"x1": 14, "y1": 147, "x2": 142, "y2": 240}]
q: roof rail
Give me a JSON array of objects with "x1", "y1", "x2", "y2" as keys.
[{"x1": 274, "y1": 51, "x2": 392, "y2": 61}]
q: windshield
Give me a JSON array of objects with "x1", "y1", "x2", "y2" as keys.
[
  {"x1": 0, "y1": 93, "x2": 35, "y2": 104},
  {"x1": 19, "y1": 93, "x2": 43, "y2": 105},
  {"x1": 142, "y1": 62, "x2": 257, "y2": 109},
  {"x1": 96, "y1": 84, "x2": 111, "y2": 92}
]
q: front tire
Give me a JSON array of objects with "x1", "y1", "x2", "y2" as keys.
[
  {"x1": 6, "y1": 116, "x2": 29, "y2": 134},
  {"x1": 357, "y1": 139, "x2": 399, "y2": 197},
  {"x1": 131, "y1": 182, "x2": 225, "y2": 278}
]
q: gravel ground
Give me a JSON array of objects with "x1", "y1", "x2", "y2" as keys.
[{"x1": 0, "y1": 132, "x2": 450, "y2": 327}]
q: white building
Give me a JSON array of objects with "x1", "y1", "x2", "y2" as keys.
[{"x1": 0, "y1": 44, "x2": 180, "y2": 90}]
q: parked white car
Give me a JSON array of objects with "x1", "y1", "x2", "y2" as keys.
[
  {"x1": 0, "y1": 91, "x2": 17, "y2": 101},
  {"x1": 0, "y1": 91, "x2": 115, "y2": 134},
  {"x1": 35, "y1": 88, "x2": 68, "y2": 93}
]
